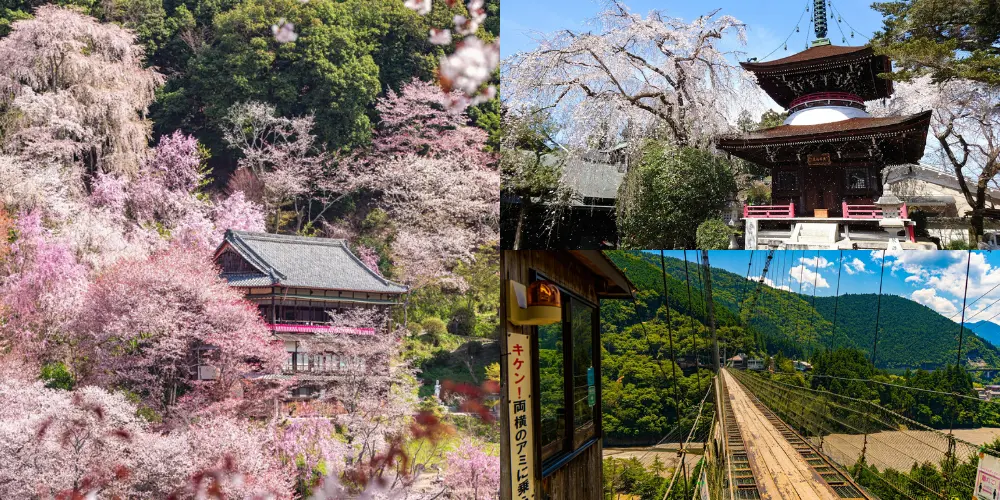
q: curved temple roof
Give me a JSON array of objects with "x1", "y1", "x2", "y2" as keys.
[
  {"x1": 213, "y1": 230, "x2": 408, "y2": 294},
  {"x1": 742, "y1": 45, "x2": 893, "y2": 108},
  {"x1": 716, "y1": 111, "x2": 933, "y2": 166}
]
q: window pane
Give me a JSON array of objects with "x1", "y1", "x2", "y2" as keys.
[
  {"x1": 538, "y1": 320, "x2": 565, "y2": 453},
  {"x1": 571, "y1": 298, "x2": 595, "y2": 429}
]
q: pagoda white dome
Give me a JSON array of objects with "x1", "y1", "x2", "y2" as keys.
[{"x1": 784, "y1": 105, "x2": 871, "y2": 126}]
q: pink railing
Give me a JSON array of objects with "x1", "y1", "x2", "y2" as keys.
[
  {"x1": 268, "y1": 323, "x2": 376, "y2": 336},
  {"x1": 743, "y1": 203, "x2": 795, "y2": 219},
  {"x1": 842, "y1": 202, "x2": 882, "y2": 219}
]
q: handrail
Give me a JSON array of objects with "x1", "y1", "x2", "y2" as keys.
[
  {"x1": 268, "y1": 322, "x2": 376, "y2": 335},
  {"x1": 842, "y1": 202, "x2": 883, "y2": 219},
  {"x1": 743, "y1": 203, "x2": 794, "y2": 219}
]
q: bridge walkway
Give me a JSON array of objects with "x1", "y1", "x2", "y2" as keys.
[{"x1": 722, "y1": 369, "x2": 847, "y2": 499}]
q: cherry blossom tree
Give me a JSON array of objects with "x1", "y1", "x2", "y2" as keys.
[
  {"x1": 871, "y1": 77, "x2": 1000, "y2": 239},
  {"x1": 274, "y1": 419, "x2": 347, "y2": 494},
  {"x1": 0, "y1": 381, "x2": 296, "y2": 499},
  {"x1": 1, "y1": 211, "x2": 88, "y2": 359},
  {"x1": 0, "y1": 380, "x2": 181, "y2": 499},
  {"x1": 212, "y1": 191, "x2": 267, "y2": 241},
  {"x1": 73, "y1": 248, "x2": 285, "y2": 415},
  {"x1": 181, "y1": 415, "x2": 296, "y2": 499},
  {"x1": 375, "y1": 78, "x2": 491, "y2": 165},
  {"x1": 0, "y1": 6, "x2": 164, "y2": 176},
  {"x1": 222, "y1": 101, "x2": 350, "y2": 233},
  {"x1": 442, "y1": 438, "x2": 500, "y2": 500},
  {"x1": 502, "y1": 1, "x2": 760, "y2": 149},
  {"x1": 360, "y1": 154, "x2": 498, "y2": 291},
  {"x1": 291, "y1": 307, "x2": 420, "y2": 491},
  {"x1": 355, "y1": 81, "x2": 498, "y2": 292},
  {"x1": 129, "y1": 131, "x2": 208, "y2": 228}
]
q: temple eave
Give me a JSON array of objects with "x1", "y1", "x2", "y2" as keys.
[{"x1": 716, "y1": 111, "x2": 932, "y2": 149}]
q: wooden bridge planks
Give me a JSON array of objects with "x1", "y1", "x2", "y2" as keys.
[{"x1": 722, "y1": 370, "x2": 840, "y2": 500}]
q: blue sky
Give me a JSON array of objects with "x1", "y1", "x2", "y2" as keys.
[
  {"x1": 649, "y1": 251, "x2": 1000, "y2": 326},
  {"x1": 501, "y1": 0, "x2": 888, "y2": 61}
]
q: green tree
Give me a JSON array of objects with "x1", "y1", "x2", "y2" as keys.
[
  {"x1": 695, "y1": 219, "x2": 733, "y2": 250},
  {"x1": 151, "y1": 0, "x2": 464, "y2": 159},
  {"x1": 617, "y1": 143, "x2": 737, "y2": 249},
  {"x1": 873, "y1": 0, "x2": 1000, "y2": 86},
  {"x1": 500, "y1": 109, "x2": 574, "y2": 249}
]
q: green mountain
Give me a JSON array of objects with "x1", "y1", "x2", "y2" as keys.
[
  {"x1": 811, "y1": 294, "x2": 1000, "y2": 369},
  {"x1": 605, "y1": 251, "x2": 1000, "y2": 369}
]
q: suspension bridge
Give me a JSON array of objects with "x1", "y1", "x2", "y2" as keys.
[{"x1": 641, "y1": 250, "x2": 1000, "y2": 500}]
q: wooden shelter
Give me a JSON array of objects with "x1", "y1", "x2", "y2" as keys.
[{"x1": 500, "y1": 250, "x2": 633, "y2": 500}]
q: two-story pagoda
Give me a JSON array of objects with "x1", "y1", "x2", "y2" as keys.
[
  {"x1": 212, "y1": 230, "x2": 407, "y2": 410},
  {"x1": 717, "y1": 1, "x2": 933, "y2": 249}
]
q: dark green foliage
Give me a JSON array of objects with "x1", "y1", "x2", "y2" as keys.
[
  {"x1": 694, "y1": 219, "x2": 732, "y2": 250},
  {"x1": 617, "y1": 144, "x2": 738, "y2": 249},
  {"x1": 447, "y1": 306, "x2": 475, "y2": 336},
  {"x1": 40, "y1": 361, "x2": 74, "y2": 390},
  {"x1": 602, "y1": 457, "x2": 667, "y2": 500},
  {"x1": 149, "y1": 0, "x2": 471, "y2": 168},
  {"x1": 421, "y1": 317, "x2": 446, "y2": 340},
  {"x1": 467, "y1": 93, "x2": 500, "y2": 152},
  {"x1": 810, "y1": 348, "x2": 984, "y2": 429},
  {"x1": 873, "y1": 0, "x2": 1000, "y2": 86},
  {"x1": 811, "y1": 294, "x2": 1000, "y2": 369}
]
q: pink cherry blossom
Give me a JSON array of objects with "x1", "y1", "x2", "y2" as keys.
[{"x1": 443, "y1": 438, "x2": 500, "y2": 500}]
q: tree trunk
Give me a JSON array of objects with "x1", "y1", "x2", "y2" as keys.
[{"x1": 513, "y1": 200, "x2": 529, "y2": 250}]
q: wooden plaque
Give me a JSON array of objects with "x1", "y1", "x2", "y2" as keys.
[{"x1": 807, "y1": 153, "x2": 832, "y2": 166}]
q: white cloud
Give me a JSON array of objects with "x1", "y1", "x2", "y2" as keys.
[
  {"x1": 789, "y1": 265, "x2": 830, "y2": 290},
  {"x1": 843, "y1": 257, "x2": 872, "y2": 275},
  {"x1": 800, "y1": 255, "x2": 833, "y2": 269},
  {"x1": 911, "y1": 288, "x2": 958, "y2": 317},
  {"x1": 750, "y1": 274, "x2": 791, "y2": 292}
]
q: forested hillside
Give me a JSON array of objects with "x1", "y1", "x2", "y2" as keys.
[
  {"x1": 607, "y1": 251, "x2": 1000, "y2": 370},
  {"x1": 812, "y1": 294, "x2": 1000, "y2": 369},
  {"x1": 0, "y1": 1, "x2": 499, "y2": 497}
]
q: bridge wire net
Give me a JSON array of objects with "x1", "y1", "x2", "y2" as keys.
[{"x1": 730, "y1": 369, "x2": 997, "y2": 499}]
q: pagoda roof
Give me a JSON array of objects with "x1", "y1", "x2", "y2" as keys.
[
  {"x1": 742, "y1": 45, "x2": 893, "y2": 108},
  {"x1": 716, "y1": 111, "x2": 932, "y2": 167}
]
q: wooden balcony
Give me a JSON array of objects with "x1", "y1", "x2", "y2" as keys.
[{"x1": 267, "y1": 321, "x2": 376, "y2": 336}]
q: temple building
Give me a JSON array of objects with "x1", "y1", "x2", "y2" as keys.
[
  {"x1": 716, "y1": 1, "x2": 934, "y2": 249},
  {"x1": 211, "y1": 230, "x2": 407, "y2": 411}
]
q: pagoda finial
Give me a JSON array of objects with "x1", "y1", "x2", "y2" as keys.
[{"x1": 812, "y1": 0, "x2": 831, "y2": 46}]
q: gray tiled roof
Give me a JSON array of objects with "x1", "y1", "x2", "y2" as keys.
[{"x1": 216, "y1": 230, "x2": 408, "y2": 294}]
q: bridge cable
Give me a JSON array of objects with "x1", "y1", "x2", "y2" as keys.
[
  {"x1": 956, "y1": 250, "x2": 974, "y2": 372},
  {"x1": 944, "y1": 250, "x2": 975, "y2": 491},
  {"x1": 683, "y1": 250, "x2": 704, "y2": 394},
  {"x1": 660, "y1": 380, "x2": 714, "y2": 500},
  {"x1": 807, "y1": 373, "x2": 996, "y2": 405},
  {"x1": 832, "y1": 251, "x2": 843, "y2": 339},
  {"x1": 659, "y1": 251, "x2": 684, "y2": 426},
  {"x1": 870, "y1": 249, "x2": 887, "y2": 368},
  {"x1": 860, "y1": 249, "x2": 888, "y2": 468}
]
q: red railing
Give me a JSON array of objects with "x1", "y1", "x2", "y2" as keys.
[
  {"x1": 267, "y1": 323, "x2": 376, "y2": 336},
  {"x1": 743, "y1": 203, "x2": 795, "y2": 219},
  {"x1": 842, "y1": 202, "x2": 883, "y2": 219}
]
